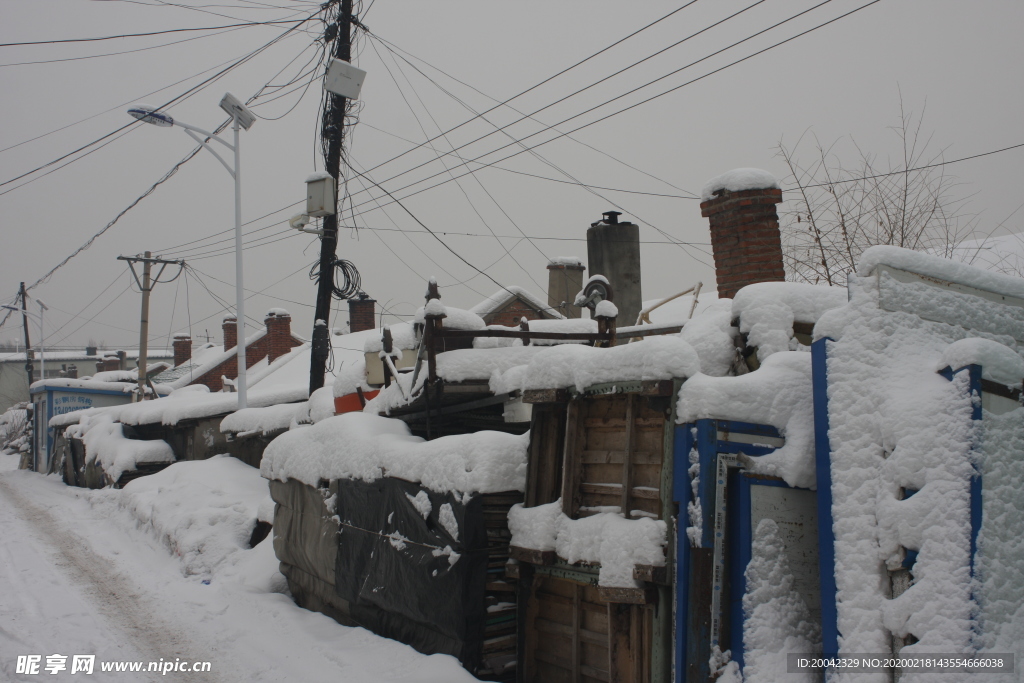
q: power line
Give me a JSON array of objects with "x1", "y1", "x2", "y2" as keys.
[
  {"x1": 0, "y1": 19, "x2": 312, "y2": 47},
  {"x1": 787, "y1": 142, "x2": 1024, "y2": 190}
]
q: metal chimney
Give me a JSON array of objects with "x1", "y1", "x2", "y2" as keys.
[{"x1": 586, "y1": 211, "x2": 641, "y2": 326}]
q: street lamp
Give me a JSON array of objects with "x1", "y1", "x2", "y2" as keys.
[
  {"x1": 3, "y1": 299, "x2": 47, "y2": 471},
  {"x1": 128, "y1": 94, "x2": 256, "y2": 408}
]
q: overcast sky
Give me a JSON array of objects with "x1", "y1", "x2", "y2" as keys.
[{"x1": 1, "y1": 0, "x2": 1021, "y2": 360}]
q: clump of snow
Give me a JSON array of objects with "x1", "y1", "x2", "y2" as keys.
[
  {"x1": 594, "y1": 300, "x2": 618, "y2": 319},
  {"x1": 508, "y1": 501, "x2": 667, "y2": 588},
  {"x1": 265, "y1": 307, "x2": 290, "y2": 318},
  {"x1": 66, "y1": 413, "x2": 175, "y2": 482},
  {"x1": 261, "y1": 412, "x2": 528, "y2": 495},
  {"x1": 406, "y1": 490, "x2": 432, "y2": 519},
  {"x1": 700, "y1": 168, "x2": 780, "y2": 202},
  {"x1": 857, "y1": 244, "x2": 1024, "y2": 300},
  {"x1": 305, "y1": 171, "x2": 332, "y2": 182},
  {"x1": 220, "y1": 402, "x2": 303, "y2": 436},
  {"x1": 437, "y1": 346, "x2": 544, "y2": 384},
  {"x1": 678, "y1": 352, "x2": 816, "y2": 489},
  {"x1": 422, "y1": 299, "x2": 447, "y2": 320},
  {"x1": 307, "y1": 386, "x2": 337, "y2": 423},
  {"x1": 678, "y1": 299, "x2": 738, "y2": 377},
  {"x1": 522, "y1": 318, "x2": 598, "y2": 346},
  {"x1": 493, "y1": 336, "x2": 700, "y2": 394},
  {"x1": 119, "y1": 455, "x2": 274, "y2": 580},
  {"x1": 938, "y1": 338, "x2": 1024, "y2": 388},
  {"x1": 333, "y1": 357, "x2": 373, "y2": 397},
  {"x1": 733, "y1": 282, "x2": 846, "y2": 362},
  {"x1": 363, "y1": 323, "x2": 416, "y2": 353},
  {"x1": 173, "y1": 332, "x2": 191, "y2": 340},
  {"x1": 548, "y1": 256, "x2": 583, "y2": 267},
  {"x1": 741, "y1": 519, "x2": 820, "y2": 682},
  {"x1": 438, "y1": 502, "x2": 459, "y2": 541}
]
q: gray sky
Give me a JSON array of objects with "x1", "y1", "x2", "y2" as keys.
[{"x1": 1, "y1": 0, "x2": 1021, "y2": 355}]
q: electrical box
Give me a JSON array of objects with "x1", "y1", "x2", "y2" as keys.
[
  {"x1": 324, "y1": 58, "x2": 367, "y2": 100},
  {"x1": 306, "y1": 172, "x2": 336, "y2": 217}
]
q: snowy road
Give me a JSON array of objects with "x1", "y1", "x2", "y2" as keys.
[{"x1": 0, "y1": 459, "x2": 478, "y2": 682}]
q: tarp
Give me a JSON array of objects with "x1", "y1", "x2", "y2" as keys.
[{"x1": 333, "y1": 477, "x2": 488, "y2": 670}]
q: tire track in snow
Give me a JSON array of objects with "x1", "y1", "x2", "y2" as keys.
[{"x1": 0, "y1": 478, "x2": 224, "y2": 683}]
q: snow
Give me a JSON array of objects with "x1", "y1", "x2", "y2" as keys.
[
  {"x1": 405, "y1": 490, "x2": 432, "y2": 519},
  {"x1": 677, "y1": 299, "x2": 738, "y2": 377},
  {"x1": 548, "y1": 256, "x2": 583, "y2": 267},
  {"x1": 332, "y1": 357, "x2": 373, "y2": 398},
  {"x1": 65, "y1": 413, "x2": 175, "y2": 482},
  {"x1": 173, "y1": 332, "x2": 191, "y2": 340},
  {"x1": 741, "y1": 519, "x2": 820, "y2": 683},
  {"x1": 937, "y1": 338, "x2": 1024, "y2": 388},
  {"x1": 858, "y1": 244, "x2": 1024, "y2": 299},
  {"x1": 508, "y1": 501, "x2": 667, "y2": 588},
  {"x1": 0, "y1": 465, "x2": 481, "y2": 683},
  {"x1": 436, "y1": 346, "x2": 545, "y2": 384},
  {"x1": 305, "y1": 171, "x2": 332, "y2": 182},
  {"x1": 363, "y1": 323, "x2": 416, "y2": 353},
  {"x1": 415, "y1": 303, "x2": 483, "y2": 329},
  {"x1": 677, "y1": 351, "x2": 816, "y2": 489},
  {"x1": 700, "y1": 168, "x2": 780, "y2": 202},
  {"x1": 118, "y1": 455, "x2": 273, "y2": 579},
  {"x1": 220, "y1": 402, "x2": 303, "y2": 436},
  {"x1": 491, "y1": 335, "x2": 700, "y2": 394},
  {"x1": 732, "y1": 282, "x2": 847, "y2": 362},
  {"x1": 265, "y1": 307, "x2": 290, "y2": 318},
  {"x1": 594, "y1": 299, "x2": 618, "y2": 318},
  {"x1": 260, "y1": 411, "x2": 528, "y2": 495},
  {"x1": 811, "y1": 247, "x2": 1024, "y2": 676}
]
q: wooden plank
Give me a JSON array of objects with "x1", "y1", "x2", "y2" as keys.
[
  {"x1": 598, "y1": 586, "x2": 658, "y2": 605},
  {"x1": 632, "y1": 564, "x2": 668, "y2": 585},
  {"x1": 580, "y1": 449, "x2": 663, "y2": 465},
  {"x1": 630, "y1": 486, "x2": 660, "y2": 500},
  {"x1": 621, "y1": 395, "x2": 636, "y2": 514},
  {"x1": 572, "y1": 583, "x2": 581, "y2": 683},
  {"x1": 608, "y1": 603, "x2": 634, "y2": 683},
  {"x1": 579, "y1": 663, "x2": 610, "y2": 682},
  {"x1": 580, "y1": 482, "x2": 623, "y2": 496},
  {"x1": 510, "y1": 545, "x2": 556, "y2": 566},
  {"x1": 561, "y1": 399, "x2": 586, "y2": 518},
  {"x1": 523, "y1": 387, "x2": 571, "y2": 404}
]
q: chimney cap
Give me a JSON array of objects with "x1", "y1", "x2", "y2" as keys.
[{"x1": 594, "y1": 210, "x2": 622, "y2": 226}]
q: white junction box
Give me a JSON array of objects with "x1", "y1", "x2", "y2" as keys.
[
  {"x1": 324, "y1": 58, "x2": 367, "y2": 100},
  {"x1": 306, "y1": 172, "x2": 336, "y2": 217}
]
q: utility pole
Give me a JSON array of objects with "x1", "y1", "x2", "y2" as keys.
[
  {"x1": 309, "y1": 0, "x2": 353, "y2": 395},
  {"x1": 118, "y1": 253, "x2": 184, "y2": 399},
  {"x1": 19, "y1": 282, "x2": 33, "y2": 389}
]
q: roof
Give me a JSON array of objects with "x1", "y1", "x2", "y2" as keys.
[
  {"x1": 470, "y1": 286, "x2": 565, "y2": 320},
  {"x1": 0, "y1": 349, "x2": 173, "y2": 363}
]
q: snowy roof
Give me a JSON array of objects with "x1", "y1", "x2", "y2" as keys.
[
  {"x1": 260, "y1": 411, "x2": 528, "y2": 494},
  {"x1": 470, "y1": 286, "x2": 565, "y2": 320},
  {"x1": 858, "y1": 244, "x2": 1024, "y2": 300},
  {"x1": 0, "y1": 349, "x2": 172, "y2": 363}
]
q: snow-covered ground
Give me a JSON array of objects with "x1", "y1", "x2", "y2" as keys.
[{"x1": 0, "y1": 456, "x2": 479, "y2": 683}]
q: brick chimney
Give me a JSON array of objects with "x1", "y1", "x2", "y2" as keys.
[
  {"x1": 173, "y1": 333, "x2": 192, "y2": 367},
  {"x1": 101, "y1": 355, "x2": 120, "y2": 372},
  {"x1": 265, "y1": 310, "x2": 293, "y2": 363},
  {"x1": 700, "y1": 168, "x2": 785, "y2": 299},
  {"x1": 222, "y1": 315, "x2": 238, "y2": 350},
  {"x1": 547, "y1": 257, "x2": 586, "y2": 319},
  {"x1": 348, "y1": 295, "x2": 376, "y2": 333}
]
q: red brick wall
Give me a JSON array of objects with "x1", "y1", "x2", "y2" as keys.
[
  {"x1": 173, "y1": 336, "x2": 191, "y2": 367},
  {"x1": 349, "y1": 298, "x2": 376, "y2": 333},
  {"x1": 700, "y1": 188, "x2": 785, "y2": 299},
  {"x1": 222, "y1": 317, "x2": 237, "y2": 350},
  {"x1": 190, "y1": 312, "x2": 301, "y2": 392}
]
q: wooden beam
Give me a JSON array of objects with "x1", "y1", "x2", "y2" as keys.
[
  {"x1": 621, "y1": 394, "x2": 636, "y2": 514},
  {"x1": 510, "y1": 545, "x2": 556, "y2": 565},
  {"x1": 599, "y1": 586, "x2": 659, "y2": 605},
  {"x1": 561, "y1": 400, "x2": 585, "y2": 518}
]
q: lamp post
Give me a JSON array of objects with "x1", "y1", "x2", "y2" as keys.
[
  {"x1": 3, "y1": 300, "x2": 47, "y2": 471},
  {"x1": 128, "y1": 94, "x2": 256, "y2": 408}
]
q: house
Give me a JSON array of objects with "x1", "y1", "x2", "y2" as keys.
[
  {"x1": 0, "y1": 347, "x2": 173, "y2": 413},
  {"x1": 262, "y1": 169, "x2": 1023, "y2": 683}
]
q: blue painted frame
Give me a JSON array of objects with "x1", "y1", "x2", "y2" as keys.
[
  {"x1": 30, "y1": 384, "x2": 131, "y2": 473},
  {"x1": 672, "y1": 424, "x2": 694, "y2": 682},
  {"x1": 812, "y1": 337, "x2": 839, "y2": 660}
]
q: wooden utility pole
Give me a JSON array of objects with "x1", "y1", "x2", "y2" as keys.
[
  {"x1": 309, "y1": 0, "x2": 353, "y2": 395},
  {"x1": 19, "y1": 282, "x2": 33, "y2": 389},
  {"x1": 118, "y1": 253, "x2": 184, "y2": 399}
]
